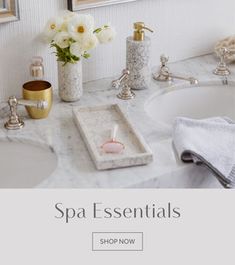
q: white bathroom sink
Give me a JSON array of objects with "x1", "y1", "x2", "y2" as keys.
[
  {"x1": 146, "y1": 83, "x2": 235, "y2": 124},
  {"x1": 0, "y1": 140, "x2": 57, "y2": 188}
]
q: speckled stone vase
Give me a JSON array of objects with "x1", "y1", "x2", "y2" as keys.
[
  {"x1": 126, "y1": 36, "x2": 151, "y2": 90},
  {"x1": 58, "y1": 60, "x2": 83, "y2": 102}
]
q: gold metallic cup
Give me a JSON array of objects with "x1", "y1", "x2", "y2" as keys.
[{"x1": 23, "y1": 81, "x2": 52, "y2": 119}]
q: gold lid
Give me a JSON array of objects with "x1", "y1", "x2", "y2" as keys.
[{"x1": 133, "y1": 22, "x2": 153, "y2": 41}]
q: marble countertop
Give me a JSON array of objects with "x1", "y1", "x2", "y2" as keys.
[{"x1": 1, "y1": 54, "x2": 234, "y2": 188}]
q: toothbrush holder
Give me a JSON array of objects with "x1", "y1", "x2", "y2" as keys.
[{"x1": 23, "y1": 80, "x2": 52, "y2": 119}]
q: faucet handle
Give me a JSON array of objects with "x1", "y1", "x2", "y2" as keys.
[
  {"x1": 5, "y1": 96, "x2": 24, "y2": 130},
  {"x1": 217, "y1": 47, "x2": 230, "y2": 62},
  {"x1": 112, "y1": 69, "x2": 130, "y2": 89},
  {"x1": 219, "y1": 47, "x2": 229, "y2": 57},
  {"x1": 112, "y1": 69, "x2": 135, "y2": 100},
  {"x1": 160, "y1": 54, "x2": 169, "y2": 66},
  {"x1": 213, "y1": 46, "x2": 231, "y2": 77},
  {"x1": 4, "y1": 96, "x2": 48, "y2": 130},
  {"x1": 18, "y1": 99, "x2": 48, "y2": 109},
  {"x1": 153, "y1": 54, "x2": 171, "y2": 81}
]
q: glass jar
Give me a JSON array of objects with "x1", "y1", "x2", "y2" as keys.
[{"x1": 30, "y1": 56, "x2": 44, "y2": 80}]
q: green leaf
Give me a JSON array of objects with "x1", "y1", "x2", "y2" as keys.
[
  {"x1": 94, "y1": 27, "x2": 102, "y2": 34},
  {"x1": 50, "y1": 42, "x2": 82, "y2": 64},
  {"x1": 83, "y1": 53, "x2": 91, "y2": 59}
]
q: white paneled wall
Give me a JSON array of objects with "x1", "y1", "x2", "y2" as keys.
[{"x1": 0, "y1": 0, "x2": 235, "y2": 100}]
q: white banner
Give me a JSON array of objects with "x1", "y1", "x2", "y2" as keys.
[{"x1": 0, "y1": 190, "x2": 234, "y2": 264}]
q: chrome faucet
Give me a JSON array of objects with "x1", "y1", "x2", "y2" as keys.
[
  {"x1": 4, "y1": 96, "x2": 48, "y2": 130},
  {"x1": 153, "y1": 55, "x2": 199, "y2": 85},
  {"x1": 112, "y1": 69, "x2": 135, "y2": 100}
]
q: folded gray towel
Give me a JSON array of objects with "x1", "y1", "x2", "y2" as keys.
[{"x1": 173, "y1": 117, "x2": 235, "y2": 188}]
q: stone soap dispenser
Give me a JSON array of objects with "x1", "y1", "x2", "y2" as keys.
[{"x1": 126, "y1": 22, "x2": 153, "y2": 90}]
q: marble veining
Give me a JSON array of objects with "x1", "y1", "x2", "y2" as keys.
[{"x1": 0, "y1": 54, "x2": 233, "y2": 188}]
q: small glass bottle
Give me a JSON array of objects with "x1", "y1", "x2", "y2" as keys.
[{"x1": 30, "y1": 56, "x2": 44, "y2": 80}]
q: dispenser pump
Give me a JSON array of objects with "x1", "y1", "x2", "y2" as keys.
[
  {"x1": 133, "y1": 22, "x2": 153, "y2": 41},
  {"x1": 126, "y1": 22, "x2": 154, "y2": 90}
]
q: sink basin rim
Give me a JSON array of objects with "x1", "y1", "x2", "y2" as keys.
[
  {"x1": 144, "y1": 81, "x2": 235, "y2": 126},
  {"x1": 0, "y1": 137, "x2": 58, "y2": 188}
]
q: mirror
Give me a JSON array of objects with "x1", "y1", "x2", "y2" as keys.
[
  {"x1": 0, "y1": 0, "x2": 19, "y2": 24},
  {"x1": 68, "y1": 0, "x2": 137, "y2": 11}
]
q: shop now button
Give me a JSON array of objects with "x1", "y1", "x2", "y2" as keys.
[{"x1": 92, "y1": 232, "x2": 143, "y2": 251}]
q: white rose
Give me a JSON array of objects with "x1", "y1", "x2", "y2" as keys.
[
  {"x1": 96, "y1": 26, "x2": 116, "y2": 44},
  {"x1": 81, "y1": 34, "x2": 98, "y2": 51},
  {"x1": 70, "y1": 42, "x2": 84, "y2": 58},
  {"x1": 67, "y1": 14, "x2": 95, "y2": 41},
  {"x1": 53, "y1": 32, "x2": 70, "y2": 49},
  {"x1": 59, "y1": 11, "x2": 77, "y2": 32},
  {"x1": 43, "y1": 17, "x2": 64, "y2": 42},
  {"x1": 62, "y1": 11, "x2": 77, "y2": 22}
]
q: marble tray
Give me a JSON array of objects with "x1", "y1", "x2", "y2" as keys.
[{"x1": 73, "y1": 104, "x2": 153, "y2": 170}]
